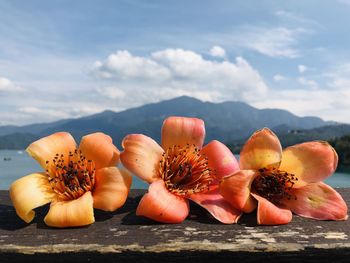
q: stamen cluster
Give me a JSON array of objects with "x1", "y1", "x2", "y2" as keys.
[
  {"x1": 252, "y1": 167, "x2": 298, "y2": 204},
  {"x1": 159, "y1": 144, "x2": 214, "y2": 196},
  {"x1": 45, "y1": 149, "x2": 96, "y2": 201}
]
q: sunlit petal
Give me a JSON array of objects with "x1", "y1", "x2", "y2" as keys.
[
  {"x1": 285, "y1": 182, "x2": 348, "y2": 221},
  {"x1": 79, "y1": 132, "x2": 120, "y2": 170},
  {"x1": 44, "y1": 191, "x2": 94, "y2": 228},
  {"x1": 120, "y1": 134, "x2": 163, "y2": 183},
  {"x1": 136, "y1": 180, "x2": 189, "y2": 223},
  {"x1": 26, "y1": 132, "x2": 76, "y2": 169},
  {"x1": 280, "y1": 141, "x2": 338, "y2": 187},
  {"x1": 10, "y1": 173, "x2": 55, "y2": 223},
  {"x1": 219, "y1": 170, "x2": 257, "y2": 213},
  {"x1": 93, "y1": 167, "x2": 132, "y2": 211},
  {"x1": 200, "y1": 140, "x2": 239, "y2": 180},
  {"x1": 161, "y1": 116, "x2": 205, "y2": 150},
  {"x1": 189, "y1": 185, "x2": 242, "y2": 224},
  {"x1": 252, "y1": 193, "x2": 292, "y2": 225},
  {"x1": 239, "y1": 128, "x2": 282, "y2": 170}
]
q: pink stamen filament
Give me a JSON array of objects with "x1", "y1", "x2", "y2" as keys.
[{"x1": 159, "y1": 144, "x2": 215, "y2": 196}]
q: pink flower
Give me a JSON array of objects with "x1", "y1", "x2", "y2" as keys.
[
  {"x1": 120, "y1": 116, "x2": 241, "y2": 223},
  {"x1": 220, "y1": 128, "x2": 348, "y2": 225}
]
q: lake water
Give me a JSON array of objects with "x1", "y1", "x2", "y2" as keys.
[{"x1": 1, "y1": 149, "x2": 349, "y2": 190}]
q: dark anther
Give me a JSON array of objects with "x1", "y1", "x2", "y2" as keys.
[{"x1": 253, "y1": 167, "x2": 297, "y2": 204}]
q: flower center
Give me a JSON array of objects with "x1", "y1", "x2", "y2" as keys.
[
  {"x1": 45, "y1": 149, "x2": 96, "y2": 201},
  {"x1": 252, "y1": 167, "x2": 298, "y2": 204},
  {"x1": 159, "y1": 144, "x2": 215, "y2": 196}
]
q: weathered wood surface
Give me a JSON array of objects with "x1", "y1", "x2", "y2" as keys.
[{"x1": 0, "y1": 189, "x2": 349, "y2": 262}]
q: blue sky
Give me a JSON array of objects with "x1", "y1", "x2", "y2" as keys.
[{"x1": 1, "y1": 0, "x2": 350, "y2": 125}]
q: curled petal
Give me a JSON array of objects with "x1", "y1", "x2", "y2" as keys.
[
  {"x1": 121, "y1": 134, "x2": 163, "y2": 183},
  {"x1": 252, "y1": 193, "x2": 292, "y2": 225},
  {"x1": 200, "y1": 140, "x2": 239, "y2": 180},
  {"x1": 93, "y1": 167, "x2": 132, "y2": 212},
  {"x1": 79, "y1": 132, "x2": 120, "y2": 170},
  {"x1": 161, "y1": 116, "x2": 205, "y2": 150},
  {"x1": 10, "y1": 173, "x2": 55, "y2": 223},
  {"x1": 189, "y1": 185, "x2": 242, "y2": 224},
  {"x1": 239, "y1": 128, "x2": 282, "y2": 170},
  {"x1": 285, "y1": 182, "x2": 348, "y2": 221},
  {"x1": 26, "y1": 132, "x2": 76, "y2": 170},
  {"x1": 136, "y1": 180, "x2": 189, "y2": 223},
  {"x1": 219, "y1": 170, "x2": 257, "y2": 213},
  {"x1": 279, "y1": 141, "x2": 338, "y2": 187},
  {"x1": 44, "y1": 191, "x2": 94, "y2": 227}
]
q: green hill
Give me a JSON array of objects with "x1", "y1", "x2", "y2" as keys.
[{"x1": 329, "y1": 135, "x2": 350, "y2": 169}]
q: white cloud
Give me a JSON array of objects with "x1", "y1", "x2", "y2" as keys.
[
  {"x1": 96, "y1": 86, "x2": 126, "y2": 99},
  {"x1": 298, "y1": 77, "x2": 319, "y2": 90},
  {"x1": 0, "y1": 102, "x2": 121, "y2": 126},
  {"x1": 92, "y1": 50, "x2": 170, "y2": 80},
  {"x1": 209, "y1": 45, "x2": 226, "y2": 58},
  {"x1": 68, "y1": 105, "x2": 122, "y2": 116},
  {"x1": 1, "y1": 45, "x2": 349, "y2": 126},
  {"x1": 325, "y1": 62, "x2": 350, "y2": 82},
  {"x1": 235, "y1": 26, "x2": 307, "y2": 58},
  {"x1": 90, "y1": 49, "x2": 348, "y2": 124},
  {"x1": 0, "y1": 77, "x2": 22, "y2": 92},
  {"x1": 10, "y1": 107, "x2": 71, "y2": 124},
  {"x1": 273, "y1": 74, "x2": 285, "y2": 81},
  {"x1": 0, "y1": 77, "x2": 12, "y2": 91},
  {"x1": 253, "y1": 63, "x2": 350, "y2": 123},
  {"x1": 275, "y1": 10, "x2": 321, "y2": 27},
  {"x1": 252, "y1": 88, "x2": 350, "y2": 123},
  {"x1": 298, "y1": 64, "x2": 307, "y2": 73},
  {"x1": 18, "y1": 106, "x2": 41, "y2": 114},
  {"x1": 92, "y1": 48, "x2": 269, "y2": 103}
]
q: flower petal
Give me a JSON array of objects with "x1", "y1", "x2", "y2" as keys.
[
  {"x1": 93, "y1": 167, "x2": 132, "y2": 211},
  {"x1": 120, "y1": 134, "x2": 164, "y2": 183},
  {"x1": 239, "y1": 128, "x2": 282, "y2": 170},
  {"x1": 136, "y1": 180, "x2": 189, "y2": 223},
  {"x1": 161, "y1": 116, "x2": 205, "y2": 150},
  {"x1": 219, "y1": 170, "x2": 258, "y2": 213},
  {"x1": 10, "y1": 173, "x2": 55, "y2": 223},
  {"x1": 189, "y1": 185, "x2": 242, "y2": 224},
  {"x1": 279, "y1": 141, "x2": 338, "y2": 187},
  {"x1": 285, "y1": 182, "x2": 348, "y2": 221},
  {"x1": 200, "y1": 140, "x2": 239, "y2": 180},
  {"x1": 252, "y1": 193, "x2": 292, "y2": 225},
  {"x1": 79, "y1": 132, "x2": 120, "y2": 170},
  {"x1": 26, "y1": 132, "x2": 76, "y2": 170},
  {"x1": 44, "y1": 191, "x2": 94, "y2": 227}
]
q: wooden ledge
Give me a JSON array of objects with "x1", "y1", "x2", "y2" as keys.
[{"x1": 0, "y1": 189, "x2": 349, "y2": 262}]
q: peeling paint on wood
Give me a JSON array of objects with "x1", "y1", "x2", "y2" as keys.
[{"x1": 0, "y1": 189, "x2": 349, "y2": 262}]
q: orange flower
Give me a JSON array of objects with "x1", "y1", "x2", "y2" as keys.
[
  {"x1": 10, "y1": 132, "x2": 132, "y2": 227},
  {"x1": 120, "y1": 116, "x2": 241, "y2": 223},
  {"x1": 220, "y1": 128, "x2": 348, "y2": 225}
]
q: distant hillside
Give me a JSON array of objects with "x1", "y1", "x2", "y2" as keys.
[
  {"x1": 0, "y1": 96, "x2": 343, "y2": 149},
  {"x1": 329, "y1": 135, "x2": 350, "y2": 169},
  {"x1": 0, "y1": 133, "x2": 40, "y2": 150},
  {"x1": 0, "y1": 119, "x2": 70, "y2": 136},
  {"x1": 277, "y1": 124, "x2": 350, "y2": 147},
  {"x1": 228, "y1": 124, "x2": 350, "y2": 151}
]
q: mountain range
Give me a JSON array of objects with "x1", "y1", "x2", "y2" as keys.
[{"x1": 1, "y1": 96, "x2": 349, "y2": 150}]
